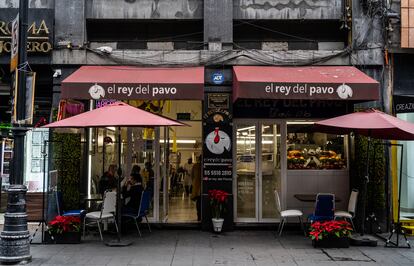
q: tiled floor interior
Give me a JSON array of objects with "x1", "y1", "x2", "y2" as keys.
[{"x1": 167, "y1": 191, "x2": 198, "y2": 223}]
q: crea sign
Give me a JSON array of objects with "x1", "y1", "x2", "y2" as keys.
[{"x1": 394, "y1": 95, "x2": 414, "y2": 114}]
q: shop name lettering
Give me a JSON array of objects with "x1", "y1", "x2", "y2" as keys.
[
  {"x1": 107, "y1": 84, "x2": 177, "y2": 97},
  {"x1": 0, "y1": 20, "x2": 52, "y2": 53},
  {"x1": 265, "y1": 83, "x2": 334, "y2": 97},
  {"x1": 396, "y1": 103, "x2": 414, "y2": 112}
]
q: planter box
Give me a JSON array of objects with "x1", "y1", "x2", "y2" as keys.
[
  {"x1": 312, "y1": 237, "x2": 350, "y2": 248},
  {"x1": 45, "y1": 231, "x2": 81, "y2": 244}
]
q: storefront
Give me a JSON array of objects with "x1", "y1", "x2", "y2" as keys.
[
  {"x1": 52, "y1": 65, "x2": 379, "y2": 229},
  {"x1": 230, "y1": 66, "x2": 379, "y2": 223},
  {"x1": 393, "y1": 54, "x2": 414, "y2": 222},
  {"x1": 57, "y1": 66, "x2": 204, "y2": 224}
]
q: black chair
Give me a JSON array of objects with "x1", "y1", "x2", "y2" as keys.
[{"x1": 122, "y1": 191, "x2": 152, "y2": 237}]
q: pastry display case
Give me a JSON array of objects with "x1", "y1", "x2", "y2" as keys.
[{"x1": 287, "y1": 123, "x2": 347, "y2": 170}]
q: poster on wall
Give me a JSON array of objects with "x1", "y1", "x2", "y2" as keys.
[{"x1": 202, "y1": 93, "x2": 233, "y2": 193}]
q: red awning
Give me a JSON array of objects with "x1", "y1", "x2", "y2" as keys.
[
  {"x1": 61, "y1": 66, "x2": 204, "y2": 100},
  {"x1": 233, "y1": 66, "x2": 379, "y2": 102}
]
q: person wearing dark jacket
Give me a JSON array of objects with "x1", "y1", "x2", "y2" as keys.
[
  {"x1": 99, "y1": 164, "x2": 117, "y2": 196},
  {"x1": 122, "y1": 165, "x2": 144, "y2": 215}
]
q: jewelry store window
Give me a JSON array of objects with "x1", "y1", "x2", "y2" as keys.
[{"x1": 287, "y1": 122, "x2": 347, "y2": 170}]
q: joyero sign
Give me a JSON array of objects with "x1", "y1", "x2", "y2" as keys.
[{"x1": 0, "y1": 11, "x2": 53, "y2": 54}]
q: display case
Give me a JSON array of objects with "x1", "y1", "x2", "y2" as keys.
[
  {"x1": 1, "y1": 138, "x2": 13, "y2": 190},
  {"x1": 286, "y1": 123, "x2": 347, "y2": 170},
  {"x1": 287, "y1": 146, "x2": 346, "y2": 170}
]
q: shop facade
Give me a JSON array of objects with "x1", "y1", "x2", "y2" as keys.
[
  {"x1": 392, "y1": 54, "x2": 414, "y2": 221},
  {"x1": 54, "y1": 65, "x2": 379, "y2": 229},
  {"x1": 0, "y1": 0, "x2": 388, "y2": 229}
]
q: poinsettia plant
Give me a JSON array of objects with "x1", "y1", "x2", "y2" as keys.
[
  {"x1": 309, "y1": 220, "x2": 353, "y2": 241},
  {"x1": 47, "y1": 215, "x2": 81, "y2": 235},
  {"x1": 208, "y1": 189, "x2": 229, "y2": 219}
]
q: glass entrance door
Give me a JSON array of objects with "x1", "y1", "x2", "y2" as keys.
[{"x1": 234, "y1": 121, "x2": 285, "y2": 222}]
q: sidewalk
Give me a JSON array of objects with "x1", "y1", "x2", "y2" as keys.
[{"x1": 26, "y1": 229, "x2": 414, "y2": 266}]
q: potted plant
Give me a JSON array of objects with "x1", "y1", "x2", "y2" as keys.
[
  {"x1": 309, "y1": 220, "x2": 353, "y2": 248},
  {"x1": 46, "y1": 215, "x2": 81, "y2": 244},
  {"x1": 208, "y1": 189, "x2": 229, "y2": 233}
]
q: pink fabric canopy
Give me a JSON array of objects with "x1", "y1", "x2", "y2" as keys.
[
  {"x1": 315, "y1": 109, "x2": 414, "y2": 140},
  {"x1": 43, "y1": 101, "x2": 184, "y2": 128}
]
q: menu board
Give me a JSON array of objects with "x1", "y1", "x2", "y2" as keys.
[{"x1": 202, "y1": 92, "x2": 233, "y2": 193}]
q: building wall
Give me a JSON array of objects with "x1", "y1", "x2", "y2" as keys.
[
  {"x1": 0, "y1": 0, "x2": 54, "y2": 8},
  {"x1": 86, "y1": 0, "x2": 203, "y2": 19},
  {"x1": 233, "y1": 0, "x2": 343, "y2": 20},
  {"x1": 0, "y1": 0, "x2": 389, "y2": 225}
]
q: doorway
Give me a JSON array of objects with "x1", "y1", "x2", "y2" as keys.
[
  {"x1": 157, "y1": 101, "x2": 202, "y2": 223},
  {"x1": 234, "y1": 121, "x2": 287, "y2": 222},
  {"x1": 159, "y1": 122, "x2": 202, "y2": 223},
  {"x1": 88, "y1": 100, "x2": 202, "y2": 224}
]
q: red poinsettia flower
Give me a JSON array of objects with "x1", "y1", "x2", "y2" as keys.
[
  {"x1": 309, "y1": 220, "x2": 352, "y2": 241},
  {"x1": 208, "y1": 189, "x2": 229, "y2": 219},
  {"x1": 47, "y1": 215, "x2": 81, "y2": 235}
]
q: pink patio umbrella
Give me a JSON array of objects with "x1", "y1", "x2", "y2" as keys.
[
  {"x1": 315, "y1": 108, "x2": 414, "y2": 140},
  {"x1": 43, "y1": 101, "x2": 185, "y2": 245},
  {"x1": 44, "y1": 101, "x2": 184, "y2": 128},
  {"x1": 315, "y1": 108, "x2": 414, "y2": 247}
]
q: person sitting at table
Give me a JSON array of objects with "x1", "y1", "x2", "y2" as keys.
[
  {"x1": 141, "y1": 161, "x2": 154, "y2": 194},
  {"x1": 99, "y1": 164, "x2": 117, "y2": 196},
  {"x1": 122, "y1": 165, "x2": 144, "y2": 215}
]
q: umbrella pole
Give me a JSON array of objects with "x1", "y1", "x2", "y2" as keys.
[
  {"x1": 116, "y1": 127, "x2": 122, "y2": 242},
  {"x1": 360, "y1": 136, "x2": 371, "y2": 236},
  {"x1": 105, "y1": 127, "x2": 132, "y2": 247}
]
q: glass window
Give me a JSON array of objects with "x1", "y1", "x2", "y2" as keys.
[
  {"x1": 397, "y1": 113, "x2": 414, "y2": 217},
  {"x1": 287, "y1": 122, "x2": 347, "y2": 170}
]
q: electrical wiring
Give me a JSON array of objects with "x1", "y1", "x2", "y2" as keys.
[
  {"x1": 235, "y1": 20, "x2": 318, "y2": 43},
  {"x1": 86, "y1": 44, "x2": 353, "y2": 67}
]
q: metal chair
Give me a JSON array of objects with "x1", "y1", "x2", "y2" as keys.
[
  {"x1": 83, "y1": 191, "x2": 118, "y2": 241},
  {"x1": 122, "y1": 190, "x2": 152, "y2": 237},
  {"x1": 334, "y1": 189, "x2": 358, "y2": 229},
  {"x1": 274, "y1": 190, "x2": 306, "y2": 236},
  {"x1": 308, "y1": 193, "x2": 335, "y2": 223}
]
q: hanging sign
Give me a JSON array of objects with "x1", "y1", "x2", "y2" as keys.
[
  {"x1": 10, "y1": 14, "x2": 18, "y2": 72},
  {"x1": 11, "y1": 71, "x2": 36, "y2": 124}
]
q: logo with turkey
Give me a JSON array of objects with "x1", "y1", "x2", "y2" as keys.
[
  {"x1": 205, "y1": 127, "x2": 231, "y2": 155},
  {"x1": 336, "y1": 84, "x2": 353, "y2": 99},
  {"x1": 89, "y1": 84, "x2": 105, "y2": 100}
]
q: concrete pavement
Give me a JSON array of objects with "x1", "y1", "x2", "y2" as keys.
[{"x1": 23, "y1": 229, "x2": 414, "y2": 266}]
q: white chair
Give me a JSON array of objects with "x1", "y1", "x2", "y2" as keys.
[
  {"x1": 83, "y1": 191, "x2": 119, "y2": 241},
  {"x1": 334, "y1": 189, "x2": 359, "y2": 229},
  {"x1": 274, "y1": 190, "x2": 306, "y2": 236}
]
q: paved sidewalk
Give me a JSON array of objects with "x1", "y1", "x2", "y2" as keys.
[{"x1": 25, "y1": 229, "x2": 414, "y2": 266}]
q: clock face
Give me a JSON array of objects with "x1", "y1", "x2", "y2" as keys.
[{"x1": 205, "y1": 128, "x2": 231, "y2": 155}]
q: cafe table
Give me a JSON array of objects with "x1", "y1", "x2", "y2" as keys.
[{"x1": 294, "y1": 193, "x2": 342, "y2": 202}]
